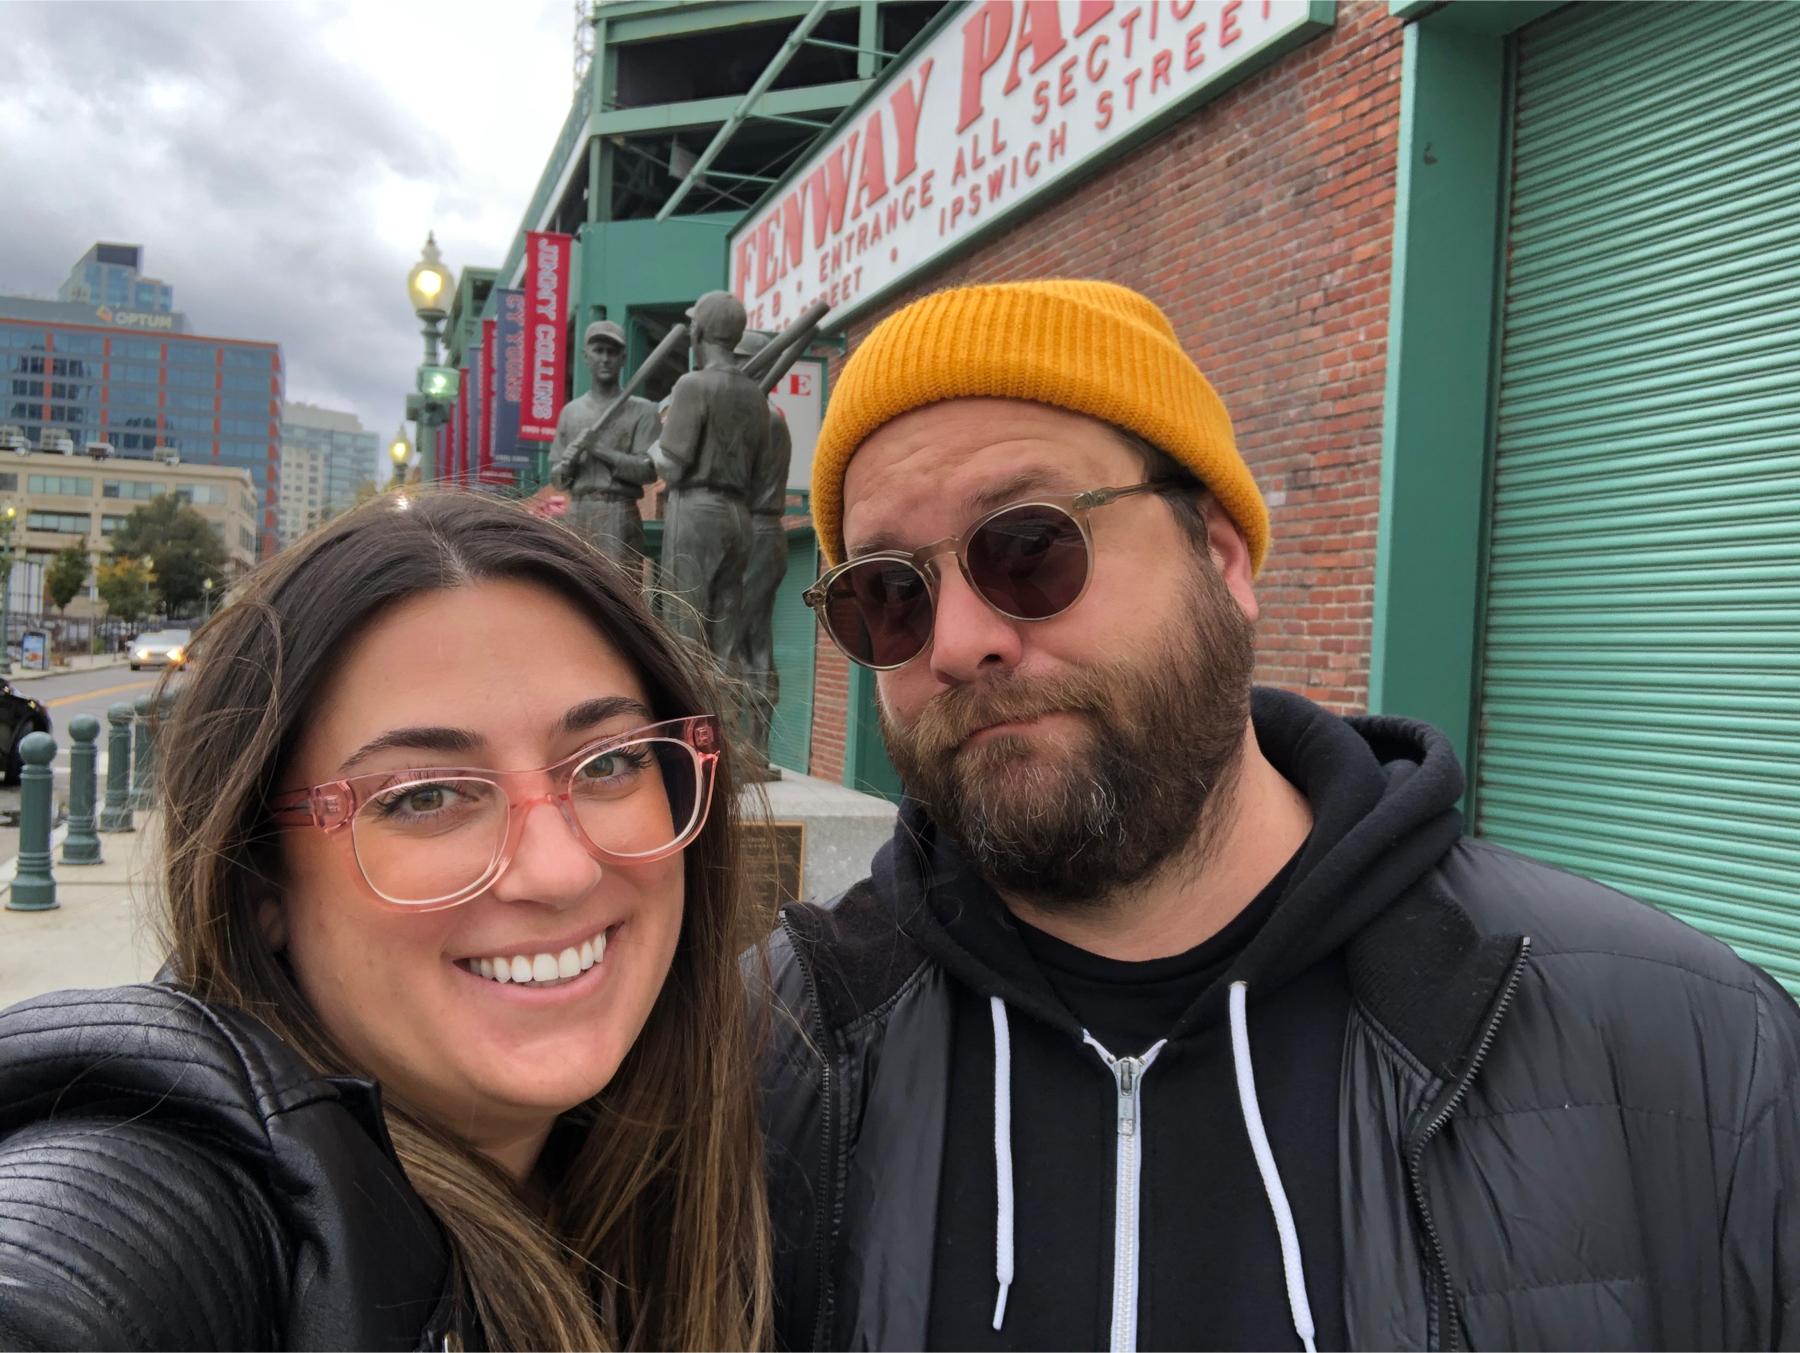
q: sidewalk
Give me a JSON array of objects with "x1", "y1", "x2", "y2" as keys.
[
  {"x1": 8, "y1": 653, "x2": 133, "y2": 683},
  {"x1": 0, "y1": 816, "x2": 164, "y2": 1008}
]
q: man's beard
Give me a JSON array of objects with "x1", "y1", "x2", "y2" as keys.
[{"x1": 881, "y1": 556, "x2": 1256, "y2": 907}]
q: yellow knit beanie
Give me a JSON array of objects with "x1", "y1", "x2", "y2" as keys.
[{"x1": 811, "y1": 279, "x2": 1268, "y2": 572}]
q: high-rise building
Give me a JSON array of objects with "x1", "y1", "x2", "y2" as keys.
[
  {"x1": 276, "y1": 440, "x2": 328, "y2": 547},
  {"x1": 57, "y1": 243, "x2": 174, "y2": 315},
  {"x1": 280, "y1": 402, "x2": 376, "y2": 522},
  {"x1": 1, "y1": 244, "x2": 283, "y2": 556}
]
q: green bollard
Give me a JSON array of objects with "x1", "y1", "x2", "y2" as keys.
[
  {"x1": 8, "y1": 732, "x2": 58, "y2": 911},
  {"x1": 61, "y1": 715, "x2": 102, "y2": 866},
  {"x1": 99, "y1": 702, "x2": 134, "y2": 833},
  {"x1": 129, "y1": 693, "x2": 154, "y2": 811}
]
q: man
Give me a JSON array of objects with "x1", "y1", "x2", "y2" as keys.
[
  {"x1": 732, "y1": 328, "x2": 794, "y2": 771},
  {"x1": 650, "y1": 291, "x2": 762, "y2": 661},
  {"x1": 760, "y1": 280, "x2": 1800, "y2": 1351},
  {"x1": 548, "y1": 320, "x2": 657, "y2": 567}
]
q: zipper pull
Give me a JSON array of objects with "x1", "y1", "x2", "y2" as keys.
[{"x1": 1116, "y1": 1057, "x2": 1138, "y2": 1136}]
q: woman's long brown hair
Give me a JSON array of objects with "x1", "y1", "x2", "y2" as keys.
[{"x1": 153, "y1": 489, "x2": 771, "y2": 1350}]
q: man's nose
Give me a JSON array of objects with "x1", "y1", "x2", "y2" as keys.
[{"x1": 926, "y1": 565, "x2": 1024, "y2": 685}]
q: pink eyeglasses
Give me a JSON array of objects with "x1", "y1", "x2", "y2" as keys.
[{"x1": 270, "y1": 716, "x2": 719, "y2": 911}]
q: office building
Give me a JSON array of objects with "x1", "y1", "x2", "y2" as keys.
[
  {"x1": 0, "y1": 445, "x2": 258, "y2": 621},
  {"x1": 280, "y1": 402, "x2": 377, "y2": 521},
  {"x1": 276, "y1": 441, "x2": 328, "y2": 547},
  {"x1": 1, "y1": 243, "x2": 284, "y2": 555},
  {"x1": 57, "y1": 243, "x2": 174, "y2": 315}
]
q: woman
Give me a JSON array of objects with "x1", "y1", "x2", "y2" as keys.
[{"x1": 0, "y1": 491, "x2": 771, "y2": 1350}]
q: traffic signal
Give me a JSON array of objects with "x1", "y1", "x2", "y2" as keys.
[{"x1": 418, "y1": 366, "x2": 460, "y2": 399}]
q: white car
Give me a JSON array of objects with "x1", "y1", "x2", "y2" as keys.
[{"x1": 129, "y1": 629, "x2": 191, "y2": 671}]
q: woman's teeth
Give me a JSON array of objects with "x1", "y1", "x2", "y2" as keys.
[{"x1": 461, "y1": 930, "x2": 608, "y2": 987}]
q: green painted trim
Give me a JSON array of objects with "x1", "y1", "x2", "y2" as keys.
[
  {"x1": 843, "y1": 662, "x2": 904, "y2": 803},
  {"x1": 856, "y1": 0, "x2": 880, "y2": 79},
  {"x1": 1420, "y1": 1, "x2": 1562, "y2": 35},
  {"x1": 727, "y1": 4, "x2": 1337, "y2": 330},
  {"x1": 1369, "y1": 6, "x2": 1540, "y2": 793},
  {"x1": 604, "y1": 0, "x2": 857, "y2": 43},
  {"x1": 1390, "y1": 0, "x2": 1438, "y2": 19},
  {"x1": 594, "y1": 80, "x2": 869, "y2": 136}
]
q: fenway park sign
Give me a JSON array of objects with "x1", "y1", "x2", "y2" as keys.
[{"x1": 729, "y1": 0, "x2": 1331, "y2": 330}]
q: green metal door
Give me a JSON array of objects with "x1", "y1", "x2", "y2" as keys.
[
  {"x1": 1476, "y1": 2, "x2": 1800, "y2": 991},
  {"x1": 767, "y1": 530, "x2": 817, "y2": 774}
]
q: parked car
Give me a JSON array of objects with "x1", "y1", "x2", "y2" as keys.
[
  {"x1": 0, "y1": 679, "x2": 51, "y2": 786},
  {"x1": 128, "y1": 629, "x2": 191, "y2": 671}
]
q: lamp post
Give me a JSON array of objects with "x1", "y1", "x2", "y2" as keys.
[
  {"x1": 0, "y1": 505, "x2": 16, "y2": 677},
  {"x1": 201, "y1": 576, "x2": 215, "y2": 619},
  {"x1": 388, "y1": 428, "x2": 413, "y2": 486},
  {"x1": 405, "y1": 233, "x2": 458, "y2": 482}
]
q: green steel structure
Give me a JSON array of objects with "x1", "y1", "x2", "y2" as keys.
[
  {"x1": 466, "y1": 0, "x2": 939, "y2": 785},
  {"x1": 1375, "y1": 0, "x2": 1800, "y2": 991}
]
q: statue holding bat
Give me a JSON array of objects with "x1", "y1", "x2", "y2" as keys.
[{"x1": 548, "y1": 320, "x2": 661, "y2": 567}]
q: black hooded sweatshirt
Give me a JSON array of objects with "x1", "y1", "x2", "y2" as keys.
[{"x1": 878, "y1": 688, "x2": 1465, "y2": 1351}]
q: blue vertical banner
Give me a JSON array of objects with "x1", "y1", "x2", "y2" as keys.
[
  {"x1": 466, "y1": 331, "x2": 485, "y2": 489},
  {"x1": 491, "y1": 288, "x2": 530, "y2": 472}
]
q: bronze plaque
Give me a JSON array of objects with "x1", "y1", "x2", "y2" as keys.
[{"x1": 740, "y1": 820, "x2": 806, "y2": 925}]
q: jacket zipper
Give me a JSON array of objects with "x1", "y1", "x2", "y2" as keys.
[
  {"x1": 1086, "y1": 1038, "x2": 1166, "y2": 1353},
  {"x1": 1404, "y1": 936, "x2": 1531, "y2": 1351}
]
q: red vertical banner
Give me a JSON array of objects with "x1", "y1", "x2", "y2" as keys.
[
  {"x1": 480, "y1": 316, "x2": 498, "y2": 482},
  {"x1": 520, "y1": 231, "x2": 573, "y2": 441},
  {"x1": 457, "y1": 370, "x2": 470, "y2": 482}
]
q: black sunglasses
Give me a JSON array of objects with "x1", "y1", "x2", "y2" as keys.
[{"x1": 803, "y1": 481, "x2": 1179, "y2": 670}]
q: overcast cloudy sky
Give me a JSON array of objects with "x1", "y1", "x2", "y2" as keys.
[{"x1": 1, "y1": 0, "x2": 574, "y2": 460}]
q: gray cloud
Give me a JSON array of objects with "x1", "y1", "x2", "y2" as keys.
[{"x1": 0, "y1": 0, "x2": 566, "y2": 469}]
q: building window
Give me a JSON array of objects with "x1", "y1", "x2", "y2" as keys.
[
  {"x1": 175, "y1": 484, "x2": 226, "y2": 505},
  {"x1": 27, "y1": 474, "x2": 93, "y2": 496},
  {"x1": 0, "y1": 474, "x2": 13, "y2": 491},
  {"x1": 26, "y1": 511, "x2": 90, "y2": 535},
  {"x1": 99, "y1": 515, "x2": 130, "y2": 535},
  {"x1": 222, "y1": 348, "x2": 270, "y2": 370},
  {"x1": 102, "y1": 479, "x2": 161, "y2": 500},
  {"x1": 111, "y1": 339, "x2": 163, "y2": 361}
]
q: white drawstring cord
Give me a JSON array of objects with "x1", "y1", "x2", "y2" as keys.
[
  {"x1": 1229, "y1": 981, "x2": 1318, "y2": 1353},
  {"x1": 990, "y1": 995, "x2": 1015, "y2": 1330}
]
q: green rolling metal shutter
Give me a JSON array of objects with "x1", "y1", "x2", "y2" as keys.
[
  {"x1": 1477, "y1": 1, "x2": 1800, "y2": 992},
  {"x1": 767, "y1": 531, "x2": 817, "y2": 774}
]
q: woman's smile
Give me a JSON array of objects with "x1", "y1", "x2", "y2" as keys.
[{"x1": 453, "y1": 922, "x2": 621, "y2": 998}]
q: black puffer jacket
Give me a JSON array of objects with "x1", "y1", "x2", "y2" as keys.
[
  {"x1": 758, "y1": 691, "x2": 1800, "y2": 1350},
  {"x1": 0, "y1": 983, "x2": 477, "y2": 1350}
]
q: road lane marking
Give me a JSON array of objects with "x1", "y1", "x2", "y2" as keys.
[{"x1": 42, "y1": 679, "x2": 157, "y2": 709}]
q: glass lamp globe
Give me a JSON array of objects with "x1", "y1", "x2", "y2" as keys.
[{"x1": 407, "y1": 233, "x2": 453, "y2": 318}]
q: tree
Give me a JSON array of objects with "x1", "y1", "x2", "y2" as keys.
[
  {"x1": 108, "y1": 493, "x2": 228, "y2": 615},
  {"x1": 95, "y1": 555, "x2": 155, "y2": 624},
  {"x1": 45, "y1": 544, "x2": 88, "y2": 618}
]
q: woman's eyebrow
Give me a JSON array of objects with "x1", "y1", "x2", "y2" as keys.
[
  {"x1": 559, "y1": 695, "x2": 655, "y2": 735},
  {"x1": 339, "y1": 726, "x2": 482, "y2": 774},
  {"x1": 335, "y1": 697, "x2": 654, "y2": 774}
]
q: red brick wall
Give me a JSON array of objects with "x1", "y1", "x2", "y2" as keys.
[{"x1": 809, "y1": 2, "x2": 1404, "y2": 777}]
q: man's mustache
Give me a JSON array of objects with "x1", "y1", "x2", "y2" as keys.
[{"x1": 898, "y1": 674, "x2": 1110, "y2": 761}]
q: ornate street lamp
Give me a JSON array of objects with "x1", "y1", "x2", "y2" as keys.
[
  {"x1": 201, "y1": 576, "x2": 215, "y2": 620},
  {"x1": 388, "y1": 428, "x2": 413, "y2": 483},
  {"x1": 405, "y1": 233, "x2": 459, "y2": 482},
  {"x1": 0, "y1": 505, "x2": 14, "y2": 676}
]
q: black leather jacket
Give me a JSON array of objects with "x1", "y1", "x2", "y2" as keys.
[
  {"x1": 759, "y1": 713, "x2": 1800, "y2": 1350},
  {"x1": 0, "y1": 984, "x2": 476, "y2": 1350}
]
